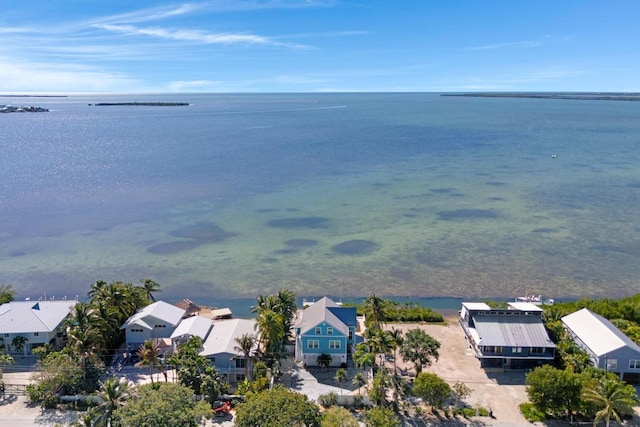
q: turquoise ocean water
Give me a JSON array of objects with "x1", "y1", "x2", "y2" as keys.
[{"x1": 1, "y1": 93, "x2": 639, "y2": 309}]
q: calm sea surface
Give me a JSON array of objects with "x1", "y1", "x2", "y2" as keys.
[{"x1": 1, "y1": 93, "x2": 639, "y2": 308}]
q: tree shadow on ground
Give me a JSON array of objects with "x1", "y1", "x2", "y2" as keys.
[
  {"x1": 305, "y1": 366, "x2": 362, "y2": 391},
  {"x1": 485, "y1": 370, "x2": 527, "y2": 385}
]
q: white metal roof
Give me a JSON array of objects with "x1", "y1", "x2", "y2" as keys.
[
  {"x1": 461, "y1": 302, "x2": 491, "y2": 311},
  {"x1": 508, "y1": 302, "x2": 543, "y2": 312},
  {"x1": 0, "y1": 300, "x2": 78, "y2": 334},
  {"x1": 297, "y1": 296, "x2": 349, "y2": 336},
  {"x1": 120, "y1": 301, "x2": 185, "y2": 330},
  {"x1": 562, "y1": 308, "x2": 640, "y2": 357},
  {"x1": 200, "y1": 318, "x2": 257, "y2": 357},
  {"x1": 170, "y1": 315, "x2": 213, "y2": 340}
]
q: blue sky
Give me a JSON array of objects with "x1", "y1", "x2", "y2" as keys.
[{"x1": 1, "y1": 0, "x2": 639, "y2": 93}]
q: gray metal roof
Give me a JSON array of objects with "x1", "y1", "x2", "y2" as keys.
[
  {"x1": 473, "y1": 315, "x2": 555, "y2": 348},
  {"x1": 0, "y1": 300, "x2": 78, "y2": 334},
  {"x1": 562, "y1": 308, "x2": 640, "y2": 357}
]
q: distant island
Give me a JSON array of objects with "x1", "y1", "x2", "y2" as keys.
[
  {"x1": 442, "y1": 92, "x2": 640, "y2": 101},
  {"x1": 0, "y1": 104, "x2": 49, "y2": 113},
  {"x1": 89, "y1": 102, "x2": 190, "y2": 106}
]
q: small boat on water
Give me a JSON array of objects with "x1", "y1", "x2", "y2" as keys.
[{"x1": 515, "y1": 294, "x2": 554, "y2": 306}]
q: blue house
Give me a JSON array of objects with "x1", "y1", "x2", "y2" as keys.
[{"x1": 294, "y1": 297, "x2": 359, "y2": 367}]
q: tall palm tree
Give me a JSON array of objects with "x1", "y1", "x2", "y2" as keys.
[
  {"x1": 389, "y1": 327, "x2": 404, "y2": 375},
  {"x1": 335, "y1": 368, "x2": 348, "y2": 395},
  {"x1": 366, "y1": 328, "x2": 394, "y2": 369},
  {"x1": 140, "y1": 278, "x2": 161, "y2": 303},
  {"x1": 363, "y1": 294, "x2": 387, "y2": 332},
  {"x1": 582, "y1": 376, "x2": 638, "y2": 427},
  {"x1": 353, "y1": 343, "x2": 375, "y2": 378},
  {"x1": 234, "y1": 333, "x2": 256, "y2": 381},
  {"x1": 66, "y1": 302, "x2": 104, "y2": 379},
  {"x1": 352, "y1": 372, "x2": 366, "y2": 396},
  {"x1": 138, "y1": 341, "x2": 162, "y2": 385},
  {"x1": 90, "y1": 377, "x2": 129, "y2": 427}
]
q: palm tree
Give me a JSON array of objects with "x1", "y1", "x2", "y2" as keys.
[
  {"x1": 352, "y1": 372, "x2": 366, "y2": 395},
  {"x1": 140, "y1": 278, "x2": 161, "y2": 303},
  {"x1": 255, "y1": 309, "x2": 285, "y2": 357},
  {"x1": 363, "y1": 294, "x2": 387, "y2": 332},
  {"x1": 90, "y1": 377, "x2": 129, "y2": 426},
  {"x1": 317, "y1": 353, "x2": 332, "y2": 370},
  {"x1": 234, "y1": 333, "x2": 256, "y2": 381},
  {"x1": 366, "y1": 328, "x2": 394, "y2": 369},
  {"x1": 138, "y1": 341, "x2": 161, "y2": 385},
  {"x1": 66, "y1": 302, "x2": 104, "y2": 378},
  {"x1": 582, "y1": 376, "x2": 638, "y2": 427},
  {"x1": 353, "y1": 343, "x2": 375, "y2": 378},
  {"x1": 335, "y1": 368, "x2": 348, "y2": 395},
  {"x1": 389, "y1": 327, "x2": 404, "y2": 375},
  {"x1": 11, "y1": 336, "x2": 28, "y2": 356}
]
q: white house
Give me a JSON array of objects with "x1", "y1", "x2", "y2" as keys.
[
  {"x1": 0, "y1": 299, "x2": 78, "y2": 355},
  {"x1": 562, "y1": 308, "x2": 640, "y2": 380},
  {"x1": 120, "y1": 301, "x2": 185, "y2": 351},
  {"x1": 200, "y1": 318, "x2": 257, "y2": 383}
]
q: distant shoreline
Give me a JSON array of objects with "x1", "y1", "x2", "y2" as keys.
[
  {"x1": 442, "y1": 92, "x2": 640, "y2": 101},
  {"x1": 89, "y1": 102, "x2": 190, "y2": 106}
]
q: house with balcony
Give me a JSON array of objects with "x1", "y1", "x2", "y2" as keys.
[
  {"x1": 562, "y1": 308, "x2": 640, "y2": 381},
  {"x1": 459, "y1": 301, "x2": 556, "y2": 370},
  {"x1": 294, "y1": 297, "x2": 359, "y2": 367},
  {"x1": 200, "y1": 318, "x2": 257, "y2": 383},
  {"x1": 0, "y1": 299, "x2": 77, "y2": 355}
]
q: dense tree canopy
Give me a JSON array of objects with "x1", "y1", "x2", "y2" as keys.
[
  {"x1": 113, "y1": 382, "x2": 210, "y2": 427},
  {"x1": 412, "y1": 372, "x2": 450, "y2": 409},
  {"x1": 234, "y1": 386, "x2": 321, "y2": 427}
]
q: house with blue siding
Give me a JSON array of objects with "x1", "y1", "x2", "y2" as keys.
[{"x1": 295, "y1": 297, "x2": 359, "y2": 367}]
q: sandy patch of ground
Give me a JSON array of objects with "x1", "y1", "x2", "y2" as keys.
[{"x1": 385, "y1": 321, "x2": 532, "y2": 426}]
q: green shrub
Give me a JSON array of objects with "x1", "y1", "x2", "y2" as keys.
[
  {"x1": 519, "y1": 402, "x2": 546, "y2": 422},
  {"x1": 317, "y1": 392, "x2": 338, "y2": 408}
]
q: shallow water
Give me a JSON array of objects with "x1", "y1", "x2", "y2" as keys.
[{"x1": 1, "y1": 93, "x2": 639, "y2": 304}]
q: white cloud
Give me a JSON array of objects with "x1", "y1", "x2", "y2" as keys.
[
  {"x1": 468, "y1": 40, "x2": 543, "y2": 51},
  {"x1": 0, "y1": 56, "x2": 141, "y2": 93},
  {"x1": 94, "y1": 24, "x2": 307, "y2": 48}
]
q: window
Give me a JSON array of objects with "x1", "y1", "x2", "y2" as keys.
[
  {"x1": 512, "y1": 347, "x2": 522, "y2": 353},
  {"x1": 33, "y1": 332, "x2": 39, "y2": 337},
  {"x1": 629, "y1": 360, "x2": 640, "y2": 370},
  {"x1": 308, "y1": 340, "x2": 319, "y2": 349},
  {"x1": 531, "y1": 347, "x2": 543, "y2": 354},
  {"x1": 496, "y1": 346, "x2": 503, "y2": 354},
  {"x1": 3, "y1": 334, "x2": 9, "y2": 338},
  {"x1": 235, "y1": 374, "x2": 245, "y2": 382},
  {"x1": 348, "y1": 330, "x2": 353, "y2": 340},
  {"x1": 154, "y1": 324, "x2": 166, "y2": 328},
  {"x1": 329, "y1": 340, "x2": 341, "y2": 350},
  {"x1": 327, "y1": 327, "x2": 333, "y2": 335},
  {"x1": 131, "y1": 328, "x2": 144, "y2": 333},
  {"x1": 606, "y1": 359, "x2": 617, "y2": 370},
  {"x1": 315, "y1": 327, "x2": 321, "y2": 335},
  {"x1": 235, "y1": 358, "x2": 245, "y2": 368}
]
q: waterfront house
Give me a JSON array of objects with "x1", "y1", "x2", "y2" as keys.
[
  {"x1": 200, "y1": 318, "x2": 257, "y2": 383},
  {"x1": 120, "y1": 300, "x2": 185, "y2": 351},
  {"x1": 0, "y1": 299, "x2": 78, "y2": 355},
  {"x1": 459, "y1": 301, "x2": 556, "y2": 370},
  {"x1": 294, "y1": 297, "x2": 359, "y2": 367},
  {"x1": 562, "y1": 308, "x2": 640, "y2": 381}
]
